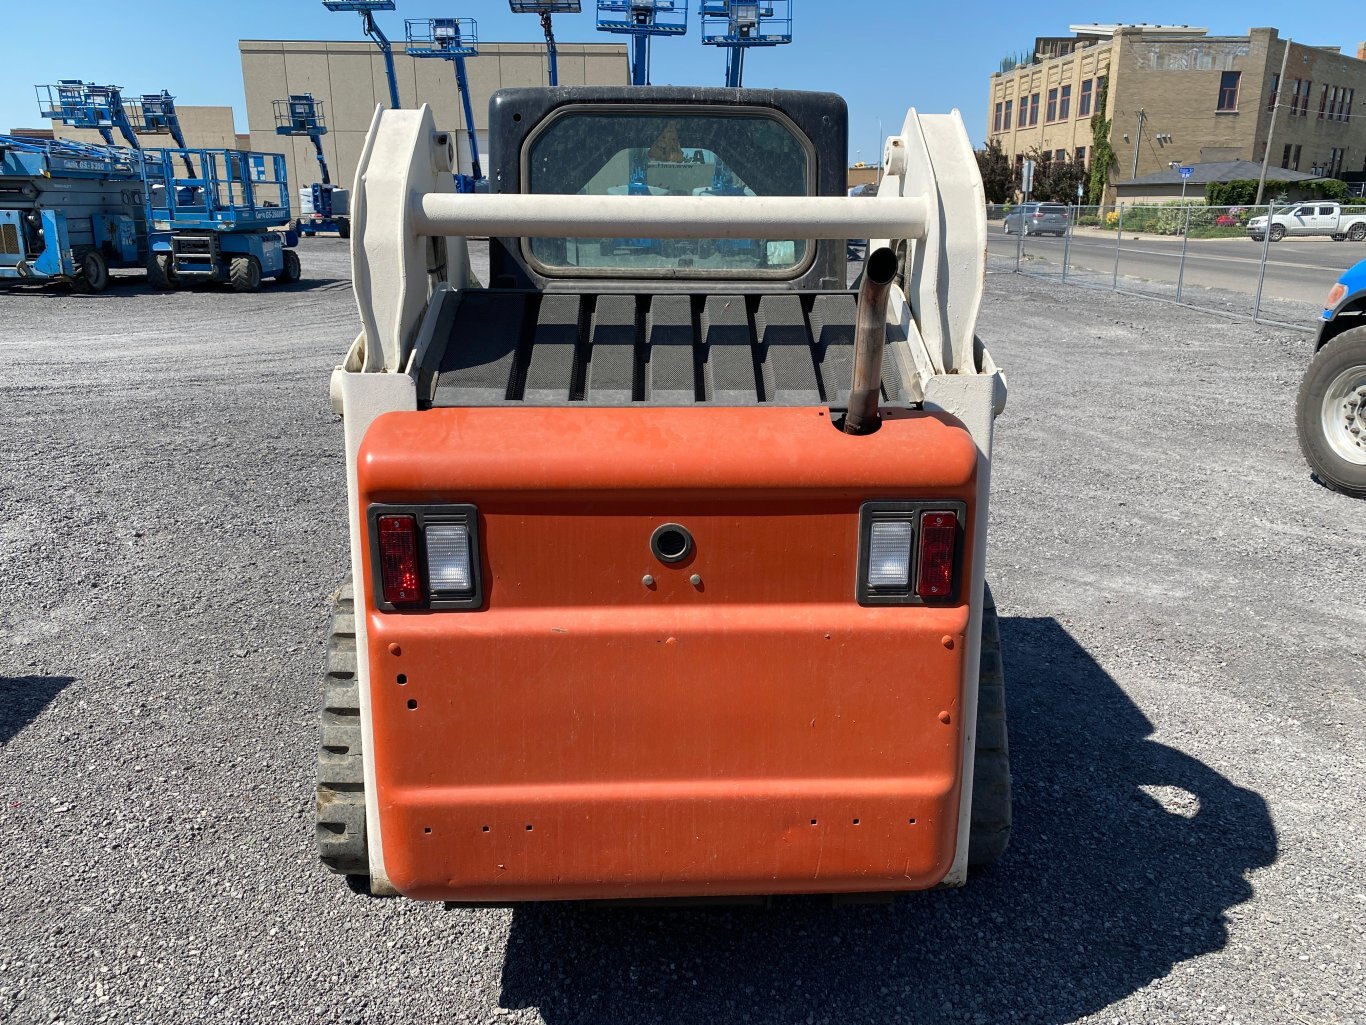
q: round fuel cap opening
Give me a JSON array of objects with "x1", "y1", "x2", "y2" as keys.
[{"x1": 650, "y1": 523, "x2": 694, "y2": 564}]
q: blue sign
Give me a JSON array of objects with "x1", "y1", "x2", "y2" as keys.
[{"x1": 1178, "y1": 165, "x2": 1193, "y2": 179}]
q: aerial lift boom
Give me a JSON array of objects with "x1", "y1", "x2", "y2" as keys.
[
  {"x1": 508, "y1": 1, "x2": 582, "y2": 87},
  {"x1": 698, "y1": 1, "x2": 791, "y2": 87},
  {"x1": 274, "y1": 94, "x2": 351, "y2": 237},
  {"x1": 405, "y1": 18, "x2": 483, "y2": 191},
  {"x1": 596, "y1": 1, "x2": 688, "y2": 86},
  {"x1": 322, "y1": 0, "x2": 402, "y2": 109}
]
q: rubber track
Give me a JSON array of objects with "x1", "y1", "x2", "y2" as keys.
[
  {"x1": 316, "y1": 582, "x2": 369, "y2": 877},
  {"x1": 968, "y1": 584, "x2": 1013, "y2": 867}
]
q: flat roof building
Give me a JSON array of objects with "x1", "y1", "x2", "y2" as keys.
[
  {"x1": 239, "y1": 39, "x2": 629, "y2": 215},
  {"x1": 987, "y1": 25, "x2": 1366, "y2": 202}
]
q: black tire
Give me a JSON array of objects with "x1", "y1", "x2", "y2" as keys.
[
  {"x1": 1332, "y1": 234, "x2": 1347, "y2": 242},
  {"x1": 73, "y1": 249, "x2": 109, "y2": 293},
  {"x1": 146, "y1": 253, "x2": 177, "y2": 290},
  {"x1": 1349, "y1": 223, "x2": 1366, "y2": 242},
  {"x1": 1295, "y1": 327, "x2": 1366, "y2": 498},
  {"x1": 969, "y1": 585, "x2": 1012, "y2": 868},
  {"x1": 337, "y1": 217, "x2": 351, "y2": 240},
  {"x1": 229, "y1": 255, "x2": 261, "y2": 293},
  {"x1": 1270, "y1": 223, "x2": 1287, "y2": 242},
  {"x1": 317, "y1": 582, "x2": 370, "y2": 877},
  {"x1": 276, "y1": 248, "x2": 301, "y2": 284}
]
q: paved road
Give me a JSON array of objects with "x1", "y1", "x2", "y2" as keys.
[{"x1": 987, "y1": 224, "x2": 1366, "y2": 306}]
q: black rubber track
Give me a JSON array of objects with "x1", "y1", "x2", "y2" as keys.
[
  {"x1": 968, "y1": 585, "x2": 1012, "y2": 868},
  {"x1": 316, "y1": 582, "x2": 369, "y2": 877}
]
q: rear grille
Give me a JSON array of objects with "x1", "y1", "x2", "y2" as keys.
[
  {"x1": 424, "y1": 290, "x2": 910, "y2": 409},
  {"x1": 0, "y1": 223, "x2": 19, "y2": 256}
]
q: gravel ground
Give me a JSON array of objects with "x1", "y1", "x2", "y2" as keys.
[{"x1": 1, "y1": 239, "x2": 1362, "y2": 1025}]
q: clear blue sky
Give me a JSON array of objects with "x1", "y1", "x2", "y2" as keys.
[{"x1": 2, "y1": 1, "x2": 1363, "y2": 162}]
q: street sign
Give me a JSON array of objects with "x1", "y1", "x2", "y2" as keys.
[
  {"x1": 1077, "y1": 182, "x2": 1084, "y2": 199},
  {"x1": 1021, "y1": 158, "x2": 1035, "y2": 195},
  {"x1": 1178, "y1": 165, "x2": 1193, "y2": 179}
]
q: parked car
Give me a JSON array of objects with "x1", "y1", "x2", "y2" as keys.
[
  {"x1": 1296, "y1": 258, "x2": 1366, "y2": 496},
  {"x1": 1247, "y1": 202, "x2": 1366, "y2": 242},
  {"x1": 1003, "y1": 202, "x2": 1069, "y2": 236},
  {"x1": 847, "y1": 182, "x2": 878, "y2": 258}
]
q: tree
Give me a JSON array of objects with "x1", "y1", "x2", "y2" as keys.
[
  {"x1": 1030, "y1": 150, "x2": 1088, "y2": 203},
  {"x1": 975, "y1": 139, "x2": 1014, "y2": 204},
  {"x1": 1088, "y1": 78, "x2": 1116, "y2": 205}
]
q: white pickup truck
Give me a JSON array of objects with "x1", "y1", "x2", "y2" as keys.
[{"x1": 1247, "y1": 202, "x2": 1366, "y2": 242}]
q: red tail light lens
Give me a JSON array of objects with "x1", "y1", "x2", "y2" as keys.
[
  {"x1": 377, "y1": 514, "x2": 422, "y2": 606},
  {"x1": 915, "y1": 511, "x2": 958, "y2": 599}
]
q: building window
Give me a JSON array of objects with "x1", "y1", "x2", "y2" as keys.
[
  {"x1": 993, "y1": 102, "x2": 1002, "y2": 133},
  {"x1": 1293, "y1": 144, "x2": 1302, "y2": 171},
  {"x1": 1046, "y1": 87, "x2": 1058, "y2": 122},
  {"x1": 1029, "y1": 92, "x2": 1040, "y2": 126},
  {"x1": 1004, "y1": 99, "x2": 1012, "y2": 130},
  {"x1": 1267, "y1": 73, "x2": 1279, "y2": 112},
  {"x1": 1079, "y1": 79, "x2": 1093, "y2": 117},
  {"x1": 1293, "y1": 79, "x2": 1313, "y2": 116},
  {"x1": 1282, "y1": 143, "x2": 1291, "y2": 169},
  {"x1": 1217, "y1": 71, "x2": 1240, "y2": 112},
  {"x1": 1053, "y1": 149, "x2": 1065, "y2": 162},
  {"x1": 1075, "y1": 146, "x2": 1087, "y2": 166},
  {"x1": 1319, "y1": 84, "x2": 1330, "y2": 119},
  {"x1": 1059, "y1": 84, "x2": 1071, "y2": 120},
  {"x1": 1345, "y1": 89, "x2": 1355, "y2": 123}
]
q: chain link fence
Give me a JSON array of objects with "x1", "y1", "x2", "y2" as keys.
[{"x1": 986, "y1": 201, "x2": 1366, "y2": 332}]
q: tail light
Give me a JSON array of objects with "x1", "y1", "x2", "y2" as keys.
[
  {"x1": 369, "y1": 505, "x2": 483, "y2": 611},
  {"x1": 857, "y1": 502, "x2": 965, "y2": 606},
  {"x1": 915, "y1": 511, "x2": 957, "y2": 598},
  {"x1": 378, "y1": 515, "x2": 422, "y2": 606}
]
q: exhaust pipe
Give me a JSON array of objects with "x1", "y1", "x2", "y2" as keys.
[{"x1": 843, "y1": 246, "x2": 898, "y2": 435}]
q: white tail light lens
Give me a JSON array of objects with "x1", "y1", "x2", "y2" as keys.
[
  {"x1": 867, "y1": 521, "x2": 913, "y2": 588},
  {"x1": 425, "y1": 523, "x2": 473, "y2": 594}
]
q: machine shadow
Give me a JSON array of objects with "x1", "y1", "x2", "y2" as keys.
[
  {"x1": 0, "y1": 676, "x2": 75, "y2": 747},
  {"x1": 497, "y1": 617, "x2": 1277, "y2": 1025}
]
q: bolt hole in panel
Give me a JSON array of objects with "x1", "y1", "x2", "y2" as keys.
[{"x1": 358, "y1": 405, "x2": 978, "y2": 899}]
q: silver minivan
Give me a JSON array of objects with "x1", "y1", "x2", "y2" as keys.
[{"x1": 1003, "y1": 202, "x2": 1070, "y2": 236}]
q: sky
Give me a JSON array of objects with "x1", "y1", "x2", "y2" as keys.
[{"x1": 2, "y1": 1, "x2": 1365, "y2": 163}]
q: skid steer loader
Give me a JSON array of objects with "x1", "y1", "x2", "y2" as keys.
[{"x1": 321, "y1": 86, "x2": 1009, "y2": 901}]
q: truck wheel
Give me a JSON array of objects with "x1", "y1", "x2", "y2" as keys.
[
  {"x1": 969, "y1": 585, "x2": 1011, "y2": 868},
  {"x1": 229, "y1": 255, "x2": 261, "y2": 293},
  {"x1": 73, "y1": 250, "x2": 109, "y2": 293},
  {"x1": 276, "y1": 249, "x2": 301, "y2": 284},
  {"x1": 1350, "y1": 223, "x2": 1366, "y2": 242},
  {"x1": 337, "y1": 218, "x2": 351, "y2": 240},
  {"x1": 1296, "y1": 327, "x2": 1366, "y2": 497},
  {"x1": 1269, "y1": 224, "x2": 1287, "y2": 242},
  {"x1": 147, "y1": 254, "x2": 178, "y2": 290},
  {"x1": 317, "y1": 582, "x2": 370, "y2": 878}
]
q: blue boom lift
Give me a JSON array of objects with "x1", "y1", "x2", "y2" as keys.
[
  {"x1": 596, "y1": 1, "x2": 688, "y2": 85},
  {"x1": 0, "y1": 134, "x2": 145, "y2": 291},
  {"x1": 143, "y1": 147, "x2": 300, "y2": 291},
  {"x1": 508, "y1": 1, "x2": 582, "y2": 87},
  {"x1": 322, "y1": 0, "x2": 402, "y2": 109},
  {"x1": 405, "y1": 18, "x2": 484, "y2": 192},
  {"x1": 698, "y1": 0, "x2": 792, "y2": 87},
  {"x1": 274, "y1": 94, "x2": 350, "y2": 238}
]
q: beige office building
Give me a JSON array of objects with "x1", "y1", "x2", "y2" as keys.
[
  {"x1": 987, "y1": 24, "x2": 1366, "y2": 201},
  {"x1": 239, "y1": 39, "x2": 629, "y2": 215}
]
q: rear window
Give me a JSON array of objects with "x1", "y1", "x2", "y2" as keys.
[
  {"x1": 1038, "y1": 204, "x2": 1067, "y2": 214},
  {"x1": 523, "y1": 107, "x2": 813, "y2": 278}
]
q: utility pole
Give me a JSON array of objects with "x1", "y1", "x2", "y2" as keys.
[
  {"x1": 1256, "y1": 38, "x2": 1293, "y2": 205},
  {"x1": 1131, "y1": 108, "x2": 1146, "y2": 180}
]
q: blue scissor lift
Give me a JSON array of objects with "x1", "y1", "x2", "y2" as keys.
[
  {"x1": 143, "y1": 148, "x2": 301, "y2": 291},
  {"x1": 596, "y1": 1, "x2": 688, "y2": 86},
  {"x1": 508, "y1": 1, "x2": 581, "y2": 87},
  {"x1": 274, "y1": 94, "x2": 350, "y2": 238},
  {"x1": 405, "y1": 18, "x2": 484, "y2": 193},
  {"x1": 698, "y1": 1, "x2": 791, "y2": 87},
  {"x1": 322, "y1": 0, "x2": 402, "y2": 109}
]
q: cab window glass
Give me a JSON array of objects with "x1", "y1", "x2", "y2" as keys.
[{"x1": 524, "y1": 110, "x2": 812, "y2": 275}]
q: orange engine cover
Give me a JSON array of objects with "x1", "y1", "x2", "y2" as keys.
[{"x1": 356, "y1": 405, "x2": 978, "y2": 900}]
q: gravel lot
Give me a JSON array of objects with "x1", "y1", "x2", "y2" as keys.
[{"x1": 1, "y1": 239, "x2": 1362, "y2": 1025}]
